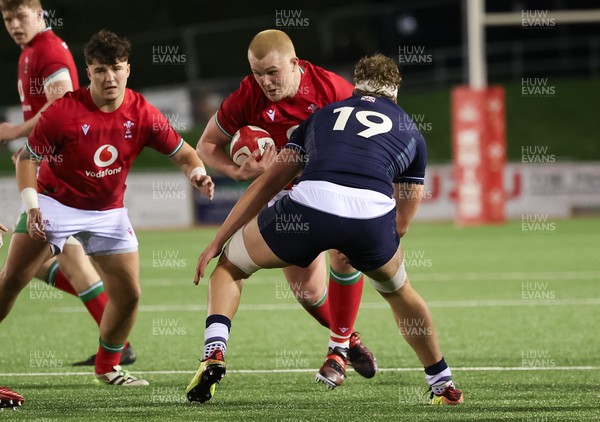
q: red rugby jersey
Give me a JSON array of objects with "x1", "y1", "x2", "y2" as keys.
[
  {"x1": 27, "y1": 88, "x2": 184, "y2": 210},
  {"x1": 17, "y1": 28, "x2": 79, "y2": 120},
  {"x1": 216, "y1": 60, "x2": 354, "y2": 147}
]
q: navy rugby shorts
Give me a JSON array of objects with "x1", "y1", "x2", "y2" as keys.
[{"x1": 258, "y1": 195, "x2": 399, "y2": 272}]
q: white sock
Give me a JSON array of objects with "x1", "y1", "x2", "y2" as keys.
[
  {"x1": 203, "y1": 322, "x2": 229, "y2": 359},
  {"x1": 425, "y1": 366, "x2": 453, "y2": 395},
  {"x1": 328, "y1": 333, "x2": 350, "y2": 351}
]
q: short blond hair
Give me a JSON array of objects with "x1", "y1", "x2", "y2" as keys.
[
  {"x1": 353, "y1": 54, "x2": 402, "y2": 100},
  {"x1": 248, "y1": 29, "x2": 296, "y2": 60}
]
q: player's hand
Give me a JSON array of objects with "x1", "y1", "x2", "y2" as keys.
[
  {"x1": 26, "y1": 208, "x2": 46, "y2": 242},
  {"x1": 191, "y1": 174, "x2": 215, "y2": 200},
  {"x1": 194, "y1": 241, "x2": 223, "y2": 284},
  {"x1": 0, "y1": 122, "x2": 20, "y2": 143},
  {"x1": 0, "y1": 223, "x2": 8, "y2": 249},
  {"x1": 235, "y1": 145, "x2": 277, "y2": 181}
]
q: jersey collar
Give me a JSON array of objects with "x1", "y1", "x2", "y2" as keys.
[{"x1": 28, "y1": 27, "x2": 52, "y2": 46}]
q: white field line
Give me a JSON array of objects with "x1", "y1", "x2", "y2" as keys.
[
  {"x1": 140, "y1": 271, "x2": 600, "y2": 286},
  {"x1": 50, "y1": 297, "x2": 600, "y2": 314},
  {"x1": 1, "y1": 366, "x2": 598, "y2": 378}
]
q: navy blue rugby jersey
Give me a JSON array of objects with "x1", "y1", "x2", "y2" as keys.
[{"x1": 285, "y1": 94, "x2": 427, "y2": 198}]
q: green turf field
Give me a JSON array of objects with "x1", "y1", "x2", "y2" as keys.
[{"x1": 1, "y1": 218, "x2": 599, "y2": 420}]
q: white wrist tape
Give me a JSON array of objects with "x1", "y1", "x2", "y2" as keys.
[
  {"x1": 189, "y1": 166, "x2": 207, "y2": 179},
  {"x1": 20, "y1": 187, "x2": 39, "y2": 212}
]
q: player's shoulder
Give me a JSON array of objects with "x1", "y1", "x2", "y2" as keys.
[
  {"x1": 221, "y1": 75, "x2": 263, "y2": 115},
  {"x1": 300, "y1": 59, "x2": 353, "y2": 101},
  {"x1": 125, "y1": 88, "x2": 146, "y2": 103},
  {"x1": 38, "y1": 88, "x2": 86, "y2": 126},
  {"x1": 122, "y1": 88, "x2": 152, "y2": 109},
  {"x1": 318, "y1": 93, "x2": 365, "y2": 111},
  {"x1": 233, "y1": 75, "x2": 262, "y2": 99},
  {"x1": 48, "y1": 87, "x2": 84, "y2": 109},
  {"x1": 123, "y1": 89, "x2": 163, "y2": 121},
  {"x1": 28, "y1": 30, "x2": 74, "y2": 72},
  {"x1": 301, "y1": 60, "x2": 326, "y2": 76},
  {"x1": 302, "y1": 60, "x2": 351, "y2": 86},
  {"x1": 31, "y1": 29, "x2": 68, "y2": 51}
]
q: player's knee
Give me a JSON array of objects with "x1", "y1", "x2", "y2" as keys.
[
  {"x1": 117, "y1": 289, "x2": 141, "y2": 310},
  {"x1": 216, "y1": 254, "x2": 250, "y2": 281},
  {"x1": 303, "y1": 290, "x2": 322, "y2": 305},
  {"x1": 106, "y1": 283, "x2": 141, "y2": 309},
  {"x1": 295, "y1": 285, "x2": 324, "y2": 307},
  {"x1": 283, "y1": 269, "x2": 326, "y2": 305},
  {"x1": 368, "y1": 261, "x2": 407, "y2": 294},
  {"x1": 222, "y1": 228, "x2": 261, "y2": 278},
  {"x1": 131, "y1": 285, "x2": 142, "y2": 304},
  {"x1": 126, "y1": 284, "x2": 142, "y2": 304}
]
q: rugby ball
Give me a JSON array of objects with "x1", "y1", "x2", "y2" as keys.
[{"x1": 230, "y1": 125, "x2": 275, "y2": 166}]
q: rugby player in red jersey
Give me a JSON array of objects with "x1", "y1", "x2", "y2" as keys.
[
  {"x1": 188, "y1": 54, "x2": 463, "y2": 405},
  {"x1": 196, "y1": 29, "x2": 376, "y2": 387},
  {"x1": 0, "y1": 29, "x2": 214, "y2": 386},
  {"x1": 0, "y1": 0, "x2": 135, "y2": 366}
]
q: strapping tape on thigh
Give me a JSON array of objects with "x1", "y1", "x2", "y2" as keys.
[
  {"x1": 369, "y1": 260, "x2": 406, "y2": 293},
  {"x1": 223, "y1": 228, "x2": 261, "y2": 276}
]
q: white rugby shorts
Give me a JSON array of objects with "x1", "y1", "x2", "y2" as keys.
[{"x1": 38, "y1": 194, "x2": 138, "y2": 256}]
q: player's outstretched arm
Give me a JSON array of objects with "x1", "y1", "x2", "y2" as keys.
[
  {"x1": 169, "y1": 141, "x2": 215, "y2": 200},
  {"x1": 194, "y1": 147, "x2": 301, "y2": 282},
  {"x1": 16, "y1": 147, "x2": 45, "y2": 241},
  {"x1": 0, "y1": 79, "x2": 72, "y2": 143},
  {"x1": 395, "y1": 183, "x2": 424, "y2": 237}
]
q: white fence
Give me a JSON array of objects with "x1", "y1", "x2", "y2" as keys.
[
  {"x1": 0, "y1": 172, "x2": 194, "y2": 230},
  {"x1": 1, "y1": 162, "x2": 599, "y2": 230},
  {"x1": 418, "y1": 162, "x2": 600, "y2": 221}
]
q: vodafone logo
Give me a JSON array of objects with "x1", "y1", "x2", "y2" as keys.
[
  {"x1": 87, "y1": 145, "x2": 122, "y2": 178},
  {"x1": 93, "y1": 145, "x2": 118, "y2": 168}
]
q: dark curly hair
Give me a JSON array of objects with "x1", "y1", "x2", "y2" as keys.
[
  {"x1": 353, "y1": 54, "x2": 402, "y2": 100},
  {"x1": 84, "y1": 29, "x2": 131, "y2": 65}
]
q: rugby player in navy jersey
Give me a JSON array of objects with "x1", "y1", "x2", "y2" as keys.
[{"x1": 187, "y1": 54, "x2": 463, "y2": 405}]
